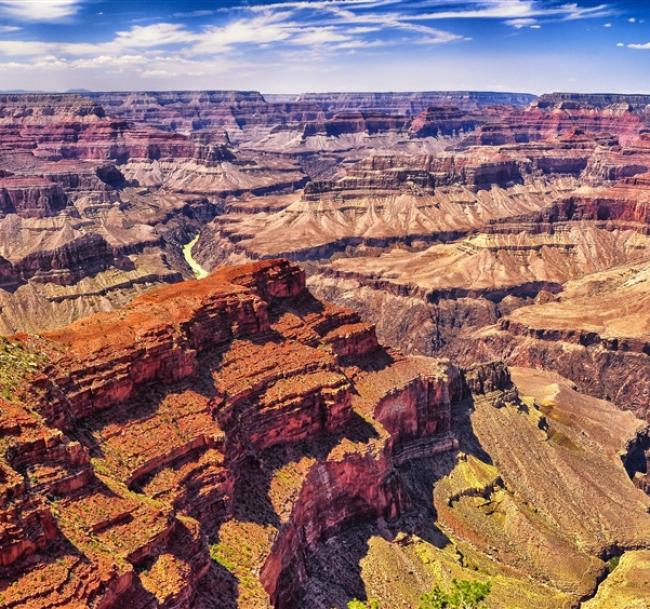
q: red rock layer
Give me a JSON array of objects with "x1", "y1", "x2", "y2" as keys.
[
  {"x1": 86, "y1": 90, "x2": 535, "y2": 140},
  {"x1": 0, "y1": 259, "x2": 477, "y2": 609}
]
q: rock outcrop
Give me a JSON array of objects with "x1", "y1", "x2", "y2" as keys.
[
  {"x1": 191, "y1": 94, "x2": 650, "y2": 424},
  {"x1": 0, "y1": 260, "x2": 469, "y2": 609}
]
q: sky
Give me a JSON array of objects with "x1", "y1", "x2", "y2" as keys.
[{"x1": 0, "y1": 0, "x2": 648, "y2": 94}]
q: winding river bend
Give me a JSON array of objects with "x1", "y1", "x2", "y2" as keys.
[{"x1": 182, "y1": 234, "x2": 209, "y2": 279}]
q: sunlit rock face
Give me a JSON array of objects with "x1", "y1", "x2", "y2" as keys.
[
  {"x1": 0, "y1": 90, "x2": 649, "y2": 609},
  {"x1": 0, "y1": 260, "x2": 468, "y2": 608}
]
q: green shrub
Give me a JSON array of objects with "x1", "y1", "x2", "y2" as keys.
[
  {"x1": 607, "y1": 555, "x2": 621, "y2": 573},
  {"x1": 418, "y1": 579, "x2": 491, "y2": 609},
  {"x1": 209, "y1": 544, "x2": 235, "y2": 572},
  {"x1": 347, "y1": 599, "x2": 380, "y2": 609}
]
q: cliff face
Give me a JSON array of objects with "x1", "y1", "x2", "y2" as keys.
[
  {"x1": 0, "y1": 91, "x2": 308, "y2": 334},
  {"x1": 1, "y1": 260, "x2": 646, "y2": 609},
  {"x1": 0, "y1": 260, "x2": 475, "y2": 609},
  {"x1": 534, "y1": 92, "x2": 650, "y2": 110}
]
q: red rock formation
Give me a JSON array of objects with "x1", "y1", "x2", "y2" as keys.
[
  {"x1": 0, "y1": 90, "x2": 649, "y2": 608},
  {"x1": 409, "y1": 106, "x2": 485, "y2": 138},
  {"x1": 0, "y1": 176, "x2": 68, "y2": 217},
  {"x1": 0, "y1": 260, "x2": 470, "y2": 609},
  {"x1": 260, "y1": 360, "x2": 509, "y2": 609},
  {"x1": 262, "y1": 453, "x2": 412, "y2": 608}
]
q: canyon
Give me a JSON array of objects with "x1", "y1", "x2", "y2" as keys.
[{"x1": 0, "y1": 89, "x2": 647, "y2": 608}]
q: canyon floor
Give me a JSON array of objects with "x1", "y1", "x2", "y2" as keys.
[{"x1": 0, "y1": 90, "x2": 648, "y2": 609}]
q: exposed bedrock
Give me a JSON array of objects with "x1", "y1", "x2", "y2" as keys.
[
  {"x1": 261, "y1": 453, "x2": 412, "y2": 609},
  {"x1": 261, "y1": 363, "x2": 505, "y2": 609},
  {"x1": 30, "y1": 260, "x2": 304, "y2": 426},
  {"x1": 0, "y1": 176, "x2": 69, "y2": 218},
  {"x1": 0, "y1": 259, "x2": 486, "y2": 609},
  {"x1": 309, "y1": 264, "x2": 649, "y2": 419},
  {"x1": 464, "y1": 323, "x2": 650, "y2": 420},
  {"x1": 534, "y1": 92, "x2": 650, "y2": 110},
  {"x1": 84, "y1": 90, "x2": 535, "y2": 141},
  {"x1": 0, "y1": 90, "x2": 650, "y2": 609},
  {"x1": 0, "y1": 263, "x2": 648, "y2": 609}
]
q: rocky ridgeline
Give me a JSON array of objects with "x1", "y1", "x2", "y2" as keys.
[
  {"x1": 534, "y1": 92, "x2": 650, "y2": 110},
  {"x1": 4, "y1": 90, "x2": 649, "y2": 335},
  {"x1": 86, "y1": 90, "x2": 535, "y2": 139},
  {"x1": 0, "y1": 99, "x2": 234, "y2": 164},
  {"x1": 302, "y1": 149, "x2": 577, "y2": 196},
  {"x1": 0, "y1": 93, "x2": 297, "y2": 334},
  {"x1": 0, "y1": 91, "x2": 649, "y2": 609},
  {"x1": 275, "y1": 91, "x2": 536, "y2": 111},
  {"x1": 0, "y1": 176, "x2": 68, "y2": 218},
  {"x1": 193, "y1": 93, "x2": 650, "y2": 424},
  {"x1": 0, "y1": 259, "x2": 512, "y2": 608},
  {"x1": 461, "y1": 105, "x2": 641, "y2": 146}
]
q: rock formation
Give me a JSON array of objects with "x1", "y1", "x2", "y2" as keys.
[
  {"x1": 0, "y1": 259, "x2": 462, "y2": 608},
  {"x1": 0, "y1": 90, "x2": 648, "y2": 608}
]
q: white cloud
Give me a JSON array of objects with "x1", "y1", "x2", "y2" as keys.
[
  {"x1": 415, "y1": 33, "x2": 469, "y2": 45},
  {"x1": 292, "y1": 28, "x2": 351, "y2": 45},
  {"x1": 616, "y1": 42, "x2": 624, "y2": 47},
  {"x1": 4, "y1": 0, "x2": 622, "y2": 91},
  {"x1": 0, "y1": 1, "x2": 468, "y2": 71},
  {"x1": 0, "y1": 40, "x2": 50, "y2": 55},
  {"x1": 0, "y1": 0, "x2": 82, "y2": 21},
  {"x1": 0, "y1": 22, "x2": 199, "y2": 58},
  {"x1": 113, "y1": 23, "x2": 193, "y2": 48},
  {"x1": 628, "y1": 42, "x2": 650, "y2": 49},
  {"x1": 628, "y1": 17, "x2": 636, "y2": 23},
  {"x1": 71, "y1": 54, "x2": 148, "y2": 69},
  {"x1": 189, "y1": 13, "x2": 294, "y2": 55},
  {"x1": 403, "y1": 1, "x2": 613, "y2": 26},
  {"x1": 604, "y1": 22, "x2": 612, "y2": 27},
  {"x1": 506, "y1": 17, "x2": 539, "y2": 29},
  {"x1": 333, "y1": 38, "x2": 386, "y2": 49}
]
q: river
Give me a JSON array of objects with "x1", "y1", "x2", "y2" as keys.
[{"x1": 182, "y1": 234, "x2": 209, "y2": 279}]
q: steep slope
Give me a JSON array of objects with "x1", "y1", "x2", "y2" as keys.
[
  {"x1": 1, "y1": 91, "x2": 649, "y2": 608},
  {"x1": 0, "y1": 94, "x2": 306, "y2": 333},
  {"x1": 0, "y1": 260, "x2": 460, "y2": 608}
]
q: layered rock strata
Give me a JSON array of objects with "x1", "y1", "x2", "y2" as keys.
[{"x1": 0, "y1": 259, "x2": 469, "y2": 608}]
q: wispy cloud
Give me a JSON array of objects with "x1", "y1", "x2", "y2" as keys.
[
  {"x1": 395, "y1": 0, "x2": 614, "y2": 26},
  {"x1": 0, "y1": 2, "x2": 466, "y2": 62},
  {"x1": 189, "y1": 13, "x2": 295, "y2": 55},
  {"x1": 0, "y1": 22, "x2": 197, "y2": 56},
  {"x1": 506, "y1": 17, "x2": 539, "y2": 28},
  {"x1": 0, "y1": 0, "x2": 82, "y2": 21}
]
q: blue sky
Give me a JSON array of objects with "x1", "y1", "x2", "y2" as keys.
[{"x1": 0, "y1": 0, "x2": 647, "y2": 93}]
